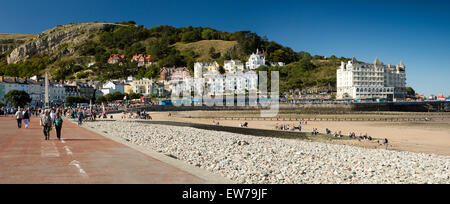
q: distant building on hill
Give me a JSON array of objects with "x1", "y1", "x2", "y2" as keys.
[
  {"x1": 224, "y1": 60, "x2": 244, "y2": 73},
  {"x1": 160, "y1": 67, "x2": 191, "y2": 82},
  {"x1": 337, "y1": 57, "x2": 407, "y2": 101},
  {"x1": 101, "y1": 81, "x2": 125, "y2": 95},
  {"x1": 194, "y1": 62, "x2": 220, "y2": 78},
  {"x1": 107, "y1": 54, "x2": 126, "y2": 65},
  {"x1": 246, "y1": 49, "x2": 266, "y2": 70},
  {"x1": 130, "y1": 78, "x2": 156, "y2": 96},
  {"x1": 131, "y1": 54, "x2": 153, "y2": 67}
]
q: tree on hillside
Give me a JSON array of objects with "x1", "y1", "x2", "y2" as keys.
[
  {"x1": 407, "y1": 87, "x2": 416, "y2": 98},
  {"x1": 297, "y1": 51, "x2": 312, "y2": 60},
  {"x1": 4, "y1": 90, "x2": 32, "y2": 108},
  {"x1": 181, "y1": 31, "x2": 202, "y2": 43},
  {"x1": 209, "y1": 47, "x2": 220, "y2": 59}
]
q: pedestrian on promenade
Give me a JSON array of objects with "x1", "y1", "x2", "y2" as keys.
[
  {"x1": 78, "y1": 109, "x2": 84, "y2": 126},
  {"x1": 15, "y1": 107, "x2": 23, "y2": 128},
  {"x1": 23, "y1": 109, "x2": 30, "y2": 128},
  {"x1": 50, "y1": 109, "x2": 56, "y2": 122},
  {"x1": 40, "y1": 110, "x2": 52, "y2": 140},
  {"x1": 54, "y1": 112, "x2": 63, "y2": 141}
]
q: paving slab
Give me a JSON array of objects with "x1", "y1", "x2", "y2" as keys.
[{"x1": 0, "y1": 116, "x2": 212, "y2": 184}]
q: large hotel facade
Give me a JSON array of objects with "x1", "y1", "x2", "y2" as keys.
[{"x1": 337, "y1": 57, "x2": 407, "y2": 101}]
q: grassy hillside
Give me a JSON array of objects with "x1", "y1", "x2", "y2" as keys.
[
  {"x1": 0, "y1": 33, "x2": 37, "y2": 41},
  {"x1": 174, "y1": 40, "x2": 239, "y2": 61},
  {"x1": 0, "y1": 22, "x2": 350, "y2": 93},
  {"x1": 257, "y1": 57, "x2": 348, "y2": 94}
]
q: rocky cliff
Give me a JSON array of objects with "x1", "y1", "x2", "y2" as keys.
[
  {"x1": 0, "y1": 34, "x2": 36, "y2": 53},
  {"x1": 7, "y1": 23, "x2": 110, "y2": 64}
]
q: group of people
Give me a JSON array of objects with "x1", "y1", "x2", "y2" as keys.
[
  {"x1": 39, "y1": 109, "x2": 64, "y2": 140},
  {"x1": 65, "y1": 107, "x2": 110, "y2": 125},
  {"x1": 10, "y1": 106, "x2": 64, "y2": 141},
  {"x1": 240, "y1": 121, "x2": 249, "y2": 128},
  {"x1": 13, "y1": 107, "x2": 31, "y2": 129},
  {"x1": 275, "y1": 123, "x2": 299, "y2": 131},
  {"x1": 121, "y1": 110, "x2": 152, "y2": 120},
  {"x1": 347, "y1": 132, "x2": 373, "y2": 141}
]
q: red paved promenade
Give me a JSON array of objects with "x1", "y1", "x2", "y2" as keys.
[{"x1": 0, "y1": 116, "x2": 206, "y2": 184}]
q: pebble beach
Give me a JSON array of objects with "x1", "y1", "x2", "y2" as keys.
[{"x1": 86, "y1": 120, "x2": 450, "y2": 184}]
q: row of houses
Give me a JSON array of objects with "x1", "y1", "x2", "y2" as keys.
[
  {"x1": 100, "y1": 76, "x2": 167, "y2": 98},
  {"x1": 158, "y1": 49, "x2": 285, "y2": 96},
  {"x1": 108, "y1": 54, "x2": 154, "y2": 67},
  {"x1": 0, "y1": 76, "x2": 102, "y2": 107}
]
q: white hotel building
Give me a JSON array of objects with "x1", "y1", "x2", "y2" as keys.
[{"x1": 337, "y1": 57, "x2": 407, "y2": 101}]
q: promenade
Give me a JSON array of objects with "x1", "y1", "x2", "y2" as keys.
[{"x1": 0, "y1": 116, "x2": 208, "y2": 184}]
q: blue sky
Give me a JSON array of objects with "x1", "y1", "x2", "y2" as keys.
[{"x1": 1, "y1": 0, "x2": 449, "y2": 96}]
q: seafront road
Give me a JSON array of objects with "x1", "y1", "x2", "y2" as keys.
[{"x1": 0, "y1": 116, "x2": 212, "y2": 184}]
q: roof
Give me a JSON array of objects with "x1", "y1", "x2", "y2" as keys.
[
  {"x1": 225, "y1": 60, "x2": 243, "y2": 65},
  {"x1": 131, "y1": 54, "x2": 151, "y2": 62}
]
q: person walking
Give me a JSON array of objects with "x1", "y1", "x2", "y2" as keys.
[
  {"x1": 23, "y1": 109, "x2": 30, "y2": 128},
  {"x1": 15, "y1": 108, "x2": 23, "y2": 128},
  {"x1": 77, "y1": 109, "x2": 84, "y2": 126},
  {"x1": 54, "y1": 112, "x2": 63, "y2": 141},
  {"x1": 40, "y1": 110, "x2": 52, "y2": 140},
  {"x1": 50, "y1": 109, "x2": 56, "y2": 123}
]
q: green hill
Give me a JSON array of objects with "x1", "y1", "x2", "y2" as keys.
[
  {"x1": 0, "y1": 22, "x2": 349, "y2": 92},
  {"x1": 174, "y1": 40, "x2": 239, "y2": 61}
]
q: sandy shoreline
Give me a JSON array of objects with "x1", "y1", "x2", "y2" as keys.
[{"x1": 114, "y1": 111, "x2": 450, "y2": 156}]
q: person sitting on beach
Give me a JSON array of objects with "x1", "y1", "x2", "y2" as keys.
[{"x1": 382, "y1": 138, "x2": 389, "y2": 150}]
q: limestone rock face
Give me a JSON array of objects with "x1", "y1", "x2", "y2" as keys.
[
  {"x1": 0, "y1": 39, "x2": 28, "y2": 53},
  {"x1": 0, "y1": 44, "x2": 16, "y2": 53},
  {"x1": 7, "y1": 23, "x2": 108, "y2": 64}
]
